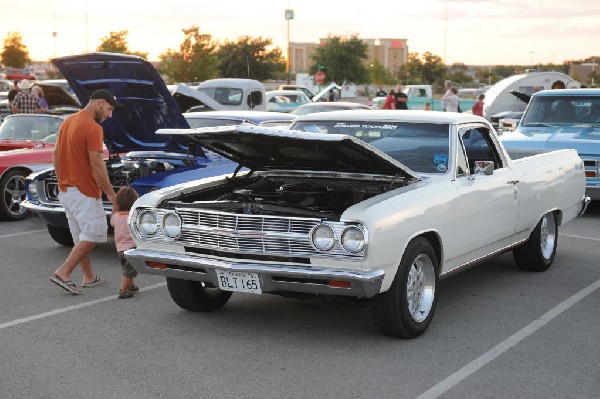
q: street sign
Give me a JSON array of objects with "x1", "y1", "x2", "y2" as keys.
[{"x1": 315, "y1": 71, "x2": 325, "y2": 84}]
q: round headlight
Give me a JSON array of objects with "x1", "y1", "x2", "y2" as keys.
[
  {"x1": 137, "y1": 210, "x2": 158, "y2": 235},
  {"x1": 162, "y1": 212, "x2": 181, "y2": 238},
  {"x1": 341, "y1": 226, "x2": 365, "y2": 253},
  {"x1": 311, "y1": 224, "x2": 335, "y2": 251},
  {"x1": 27, "y1": 183, "x2": 37, "y2": 198}
]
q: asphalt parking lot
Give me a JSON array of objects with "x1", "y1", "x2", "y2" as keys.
[{"x1": 1, "y1": 205, "x2": 598, "y2": 398}]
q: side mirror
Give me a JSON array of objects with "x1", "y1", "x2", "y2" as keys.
[{"x1": 474, "y1": 160, "x2": 494, "y2": 176}]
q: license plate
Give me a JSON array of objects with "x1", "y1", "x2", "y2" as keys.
[{"x1": 216, "y1": 270, "x2": 262, "y2": 294}]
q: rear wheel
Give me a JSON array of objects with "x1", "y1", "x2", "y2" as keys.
[
  {"x1": 0, "y1": 169, "x2": 30, "y2": 221},
  {"x1": 513, "y1": 212, "x2": 557, "y2": 272},
  {"x1": 47, "y1": 224, "x2": 74, "y2": 247},
  {"x1": 370, "y1": 237, "x2": 439, "y2": 338},
  {"x1": 167, "y1": 277, "x2": 232, "y2": 312}
]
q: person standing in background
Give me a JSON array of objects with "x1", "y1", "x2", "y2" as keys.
[
  {"x1": 440, "y1": 80, "x2": 452, "y2": 111},
  {"x1": 7, "y1": 81, "x2": 20, "y2": 113},
  {"x1": 11, "y1": 79, "x2": 42, "y2": 114},
  {"x1": 444, "y1": 87, "x2": 460, "y2": 112},
  {"x1": 31, "y1": 85, "x2": 49, "y2": 113},
  {"x1": 382, "y1": 89, "x2": 396, "y2": 109},
  {"x1": 471, "y1": 94, "x2": 485, "y2": 116},
  {"x1": 394, "y1": 84, "x2": 408, "y2": 110}
]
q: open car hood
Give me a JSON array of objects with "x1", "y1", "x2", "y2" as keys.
[
  {"x1": 52, "y1": 52, "x2": 191, "y2": 153},
  {"x1": 171, "y1": 84, "x2": 224, "y2": 112},
  {"x1": 157, "y1": 125, "x2": 419, "y2": 179},
  {"x1": 312, "y1": 83, "x2": 342, "y2": 102},
  {"x1": 37, "y1": 84, "x2": 81, "y2": 109}
]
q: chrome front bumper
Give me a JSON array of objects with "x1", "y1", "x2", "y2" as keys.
[{"x1": 125, "y1": 248, "x2": 384, "y2": 298}]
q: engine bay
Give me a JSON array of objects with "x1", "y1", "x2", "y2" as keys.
[{"x1": 167, "y1": 174, "x2": 410, "y2": 220}]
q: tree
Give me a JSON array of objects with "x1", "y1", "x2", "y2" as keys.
[
  {"x1": 368, "y1": 60, "x2": 397, "y2": 86},
  {"x1": 96, "y1": 30, "x2": 148, "y2": 59},
  {"x1": 398, "y1": 52, "x2": 423, "y2": 84},
  {"x1": 309, "y1": 35, "x2": 369, "y2": 84},
  {"x1": 158, "y1": 26, "x2": 220, "y2": 83},
  {"x1": 1, "y1": 32, "x2": 30, "y2": 68},
  {"x1": 216, "y1": 36, "x2": 285, "y2": 81},
  {"x1": 420, "y1": 52, "x2": 447, "y2": 87}
]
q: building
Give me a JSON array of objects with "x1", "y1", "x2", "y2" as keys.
[
  {"x1": 570, "y1": 63, "x2": 598, "y2": 87},
  {"x1": 289, "y1": 38, "x2": 408, "y2": 76}
]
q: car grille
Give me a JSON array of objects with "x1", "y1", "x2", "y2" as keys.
[{"x1": 173, "y1": 207, "x2": 364, "y2": 259}]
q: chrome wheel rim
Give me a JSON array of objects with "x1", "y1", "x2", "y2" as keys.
[
  {"x1": 3, "y1": 175, "x2": 27, "y2": 217},
  {"x1": 540, "y1": 213, "x2": 556, "y2": 260},
  {"x1": 406, "y1": 254, "x2": 435, "y2": 322}
]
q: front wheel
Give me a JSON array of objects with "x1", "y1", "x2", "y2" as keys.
[
  {"x1": 0, "y1": 169, "x2": 29, "y2": 221},
  {"x1": 513, "y1": 212, "x2": 557, "y2": 272},
  {"x1": 47, "y1": 224, "x2": 74, "y2": 247},
  {"x1": 167, "y1": 277, "x2": 232, "y2": 312},
  {"x1": 370, "y1": 237, "x2": 439, "y2": 339}
]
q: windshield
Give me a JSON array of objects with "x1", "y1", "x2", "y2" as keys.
[
  {"x1": 292, "y1": 121, "x2": 451, "y2": 173},
  {"x1": 0, "y1": 116, "x2": 63, "y2": 142},
  {"x1": 522, "y1": 95, "x2": 600, "y2": 128},
  {"x1": 197, "y1": 87, "x2": 243, "y2": 106}
]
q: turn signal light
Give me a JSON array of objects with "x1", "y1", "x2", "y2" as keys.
[
  {"x1": 147, "y1": 261, "x2": 167, "y2": 269},
  {"x1": 328, "y1": 280, "x2": 351, "y2": 289},
  {"x1": 585, "y1": 170, "x2": 597, "y2": 178}
]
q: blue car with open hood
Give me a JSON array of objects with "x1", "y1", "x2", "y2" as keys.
[{"x1": 22, "y1": 52, "x2": 243, "y2": 246}]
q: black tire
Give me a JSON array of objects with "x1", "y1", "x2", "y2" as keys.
[
  {"x1": 370, "y1": 237, "x2": 439, "y2": 339},
  {"x1": 167, "y1": 277, "x2": 232, "y2": 312},
  {"x1": 513, "y1": 212, "x2": 557, "y2": 272},
  {"x1": 0, "y1": 169, "x2": 30, "y2": 221},
  {"x1": 47, "y1": 224, "x2": 74, "y2": 247}
]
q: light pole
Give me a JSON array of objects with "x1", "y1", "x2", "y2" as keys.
[
  {"x1": 285, "y1": 9, "x2": 294, "y2": 85},
  {"x1": 529, "y1": 51, "x2": 535, "y2": 70}
]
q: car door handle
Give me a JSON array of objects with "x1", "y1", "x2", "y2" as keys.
[{"x1": 506, "y1": 180, "x2": 520, "y2": 185}]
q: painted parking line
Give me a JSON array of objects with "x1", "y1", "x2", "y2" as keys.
[
  {"x1": 416, "y1": 278, "x2": 600, "y2": 399},
  {"x1": 561, "y1": 233, "x2": 600, "y2": 242},
  {"x1": 0, "y1": 282, "x2": 166, "y2": 331},
  {"x1": 0, "y1": 229, "x2": 46, "y2": 239}
]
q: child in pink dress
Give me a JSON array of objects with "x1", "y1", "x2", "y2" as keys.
[{"x1": 110, "y1": 187, "x2": 139, "y2": 299}]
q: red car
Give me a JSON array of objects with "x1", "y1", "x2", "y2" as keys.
[{"x1": 0, "y1": 114, "x2": 66, "y2": 220}]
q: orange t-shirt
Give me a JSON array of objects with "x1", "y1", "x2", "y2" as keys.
[{"x1": 56, "y1": 110, "x2": 104, "y2": 198}]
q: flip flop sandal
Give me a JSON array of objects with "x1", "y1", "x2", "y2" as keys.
[
  {"x1": 81, "y1": 276, "x2": 104, "y2": 288},
  {"x1": 119, "y1": 289, "x2": 134, "y2": 299},
  {"x1": 50, "y1": 275, "x2": 82, "y2": 295}
]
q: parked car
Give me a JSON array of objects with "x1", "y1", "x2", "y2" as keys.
[
  {"x1": 124, "y1": 110, "x2": 588, "y2": 339},
  {"x1": 291, "y1": 101, "x2": 373, "y2": 116},
  {"x1": 0, "y1": 83, "x2": 80, "y2": 120},
  {"x1": 23, "y1": 52, "x2": 250, "y2": 245},
  {"x1": 277, "y1": 84, "x2": 317, "y2": 99},
  {"x1": 0, "y1": 114, "x2": 69, "y2": 220},
  {"x1": 500, "y1": 88, "x2": 600, "y2": 200},
  {"x1": 185, "y1": 110, "x2": 295, "y2": 128},
  {"x1": 266, "y1": 90, "x2": 311, "y2": 113}
]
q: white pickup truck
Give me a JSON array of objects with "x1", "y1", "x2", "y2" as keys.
[{"x1": 125, "y1": 110, "x2": 590, "y2": 338}]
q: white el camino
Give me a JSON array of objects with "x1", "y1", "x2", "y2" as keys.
[{"x1": 125, "y1": 110, "x2": 590, "y2": 338}]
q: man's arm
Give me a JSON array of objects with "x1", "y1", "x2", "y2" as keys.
[{"x1": 88, "y1": 151, "x2": 117, "y2": 205}]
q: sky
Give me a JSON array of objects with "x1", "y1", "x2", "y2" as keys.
[{"x1": 2, "y1": 0, "x2": 599, "y2": 66}]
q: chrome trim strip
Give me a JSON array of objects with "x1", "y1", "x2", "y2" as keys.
[{"x1": 440, "y1": 239, "x2": 528, "y2": 280}]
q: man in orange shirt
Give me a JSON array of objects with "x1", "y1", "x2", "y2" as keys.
[{"x1": 50, "y1": 89, "x2": 122, "y2": 294}]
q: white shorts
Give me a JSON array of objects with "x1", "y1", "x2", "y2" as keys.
[{"x1": 58, "y1": 187, "x2": 107, "y2": 244}]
